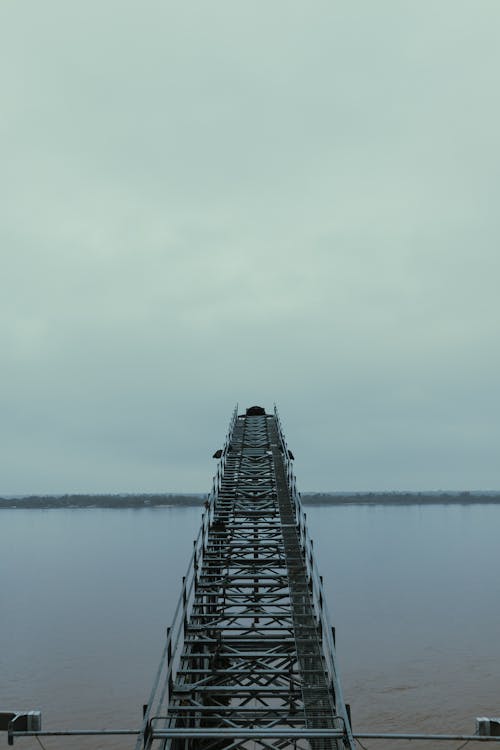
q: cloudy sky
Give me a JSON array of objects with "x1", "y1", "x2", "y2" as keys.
[{"x1": 2, "y1": 1, "x2": 500, "y2": 494}]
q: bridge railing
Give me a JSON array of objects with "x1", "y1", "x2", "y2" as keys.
[
  {"x1": 274, "y1": 405, "x2": 354, "y2": 746},
  {"x1": 136, "y1": 405, "x2": 238, "y2": 750},
  {"x1": 139, "y1": 404, "x2": 351, "y2": 749}
]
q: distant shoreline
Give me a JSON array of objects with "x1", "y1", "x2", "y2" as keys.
[{"x1": 1, "y1": 492, "x2": 500, "y2": 509}]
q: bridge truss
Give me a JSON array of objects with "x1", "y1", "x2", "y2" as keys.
[
  {"x1": 6, "y1": 407, "x2": 500, "y2": 750},
  {"x1": 139, "y1": 406, "x2": 355, "y2": 750},
  {"x1": 6, "y1": 406, "x2": 500, "y2": 748}
]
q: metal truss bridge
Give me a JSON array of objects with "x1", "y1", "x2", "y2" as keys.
[
  {"x1": 4, "y1": 405, "x2": 500, "y2": 748},
  {"x1": 138, "y1": 405, "x2": 355, "y2": 750}
]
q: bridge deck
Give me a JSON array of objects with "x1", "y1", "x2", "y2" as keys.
[{"x1": 140, "y1": 407, "x2": 353, "y2": 750}]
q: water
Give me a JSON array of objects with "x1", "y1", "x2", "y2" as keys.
[
  {"x1": 1, "y1": 504, "x2": 499, "y2": 749},
  {"x1": 306, "y1": 505, "x2": 500, "y2": 743}
]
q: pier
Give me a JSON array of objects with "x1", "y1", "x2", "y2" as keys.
[
  {"x1": 7, "y1": 406, "x2": 499, "y2": 748},
  {"x1": 138, "y1": 405, "x2": 354, "y2": 750}
]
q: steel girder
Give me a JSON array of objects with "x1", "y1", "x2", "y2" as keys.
[{"x1": 139, "y1": 408, "x2": 354, "y2": 750}]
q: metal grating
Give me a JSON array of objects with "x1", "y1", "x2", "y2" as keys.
[{"x1": 138, "y1": 406, "x2": 354, "y2": 750}]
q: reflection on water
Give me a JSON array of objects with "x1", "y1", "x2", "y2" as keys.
[{"x1": 1, "y1": 504, "x2": 499, "y2": 749}]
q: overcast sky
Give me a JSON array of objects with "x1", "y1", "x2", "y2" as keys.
[{"x1": 1, "y1": 1, "x2": 500, "y2": 494}]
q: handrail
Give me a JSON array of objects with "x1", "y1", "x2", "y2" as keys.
[
  {"x1": 274, "y1": 404, "x2": 355, "y2": 747},
  {"x1": 136, "y1": 405, "x2": 238, "y2": 750}
]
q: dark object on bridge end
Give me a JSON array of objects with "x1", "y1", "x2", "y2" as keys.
[
  {"x1": 1, "y1": 711, "x2": 42, "y2": 745},
  {"x1": 477, "y1": 718, "x2": 500, "y2": 736},
  {"x1": 246, "y1": 405, "x2": 266, "y2": 416},
  {"x1": 212, "y1": 449, "x2": 223, "y2": 459}
]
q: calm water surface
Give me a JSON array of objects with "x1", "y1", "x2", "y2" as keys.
[{"x1": 1, "y1": 505, "x2": 499, "y2": 749}]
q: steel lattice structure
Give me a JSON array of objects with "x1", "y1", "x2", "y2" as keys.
[
  {"x1": 138, "y1": 406, "x2": 355, "y2": 750},
  {"x1": 6, "y1": 407, "x2": 500, "y2": 748}
]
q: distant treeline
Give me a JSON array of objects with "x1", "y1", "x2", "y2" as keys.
[
  {"x1": 1, "y1": 491, "x2": 500, "y2": 509},
  {"x1": 0, "y1": 494, "x2": 204, "y2": 509},
  {"x1": 302, "y1": 491, "x2": 500, "y2": 505}
]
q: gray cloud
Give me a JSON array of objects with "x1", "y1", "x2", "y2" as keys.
[{"x1": 1, "y1": 1, "x2": 500, "y2": 492}]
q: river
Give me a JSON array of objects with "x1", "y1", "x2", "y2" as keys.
[{"x1": 1, "y1": 504, "x2": 499, "y2": 749}]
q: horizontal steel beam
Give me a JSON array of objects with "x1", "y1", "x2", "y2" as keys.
[
  {"x1": 11, "y1": 729, "x2": 500, "y2": 743},
  {"x1": 151, "y1": 728, "x2": 344, "y2": 739}
]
